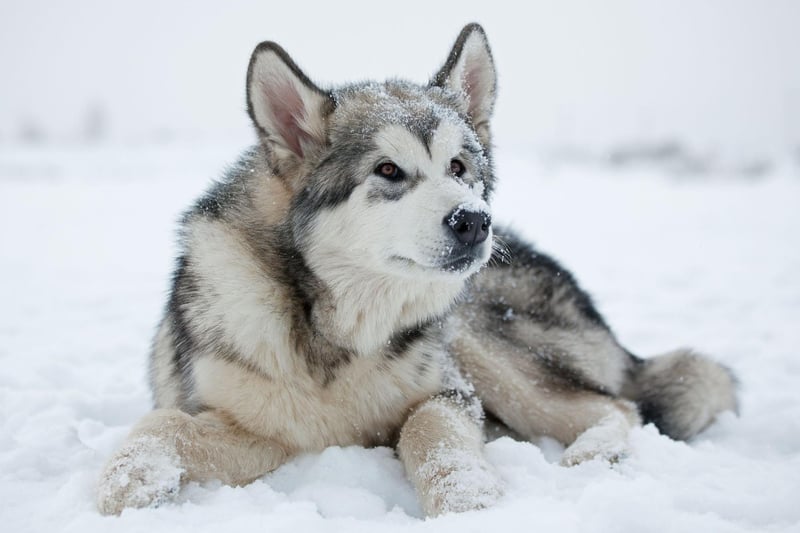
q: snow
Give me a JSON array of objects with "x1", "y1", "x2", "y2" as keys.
[{"x1": 1, "y1": 142, "x2": 800, "y2": 532}]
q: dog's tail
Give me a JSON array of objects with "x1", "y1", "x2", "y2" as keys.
[{"x1": 624, "y1": 348, "x2": 738, "y2": 440}]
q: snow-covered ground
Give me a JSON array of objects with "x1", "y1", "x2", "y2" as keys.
[{"x1": 1, "y1": 143, "x2": 798, "y2": 532}]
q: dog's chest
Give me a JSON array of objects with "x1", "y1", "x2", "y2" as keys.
[{"x1": 193, "y1": 342, "x2": 442, "y2": 452}]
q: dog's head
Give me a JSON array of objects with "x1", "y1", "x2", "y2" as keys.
[{"x1": 246, "y1": 24, "x2": 497, "y2": 283}]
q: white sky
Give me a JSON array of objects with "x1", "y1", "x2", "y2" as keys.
[{"x1": 1, "y1": 0, "x2": 798, "y2": 154}]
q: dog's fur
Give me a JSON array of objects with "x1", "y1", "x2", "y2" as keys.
[{"x1": 97, "y1": 24, "x2": 737, "y2": 516}]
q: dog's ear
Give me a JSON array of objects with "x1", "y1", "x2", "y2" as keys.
[
  {"x1": 247, "y1": 42, "x2": 332, "y2": 168},
  {"x1": 431, "y1": 24, "x2": 496, "y2": 146}
]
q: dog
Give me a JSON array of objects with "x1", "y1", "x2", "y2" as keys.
[{"x1": 97, "y1": 23, "x2": 737, "y2": 516}]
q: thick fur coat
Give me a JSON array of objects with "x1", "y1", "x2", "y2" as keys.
[{"x1": 97, "y1": 24, "x2": 737, "y2": 516}]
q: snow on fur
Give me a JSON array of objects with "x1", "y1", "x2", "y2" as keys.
[{"x1": 96, "y1": 435, "x2": 184, "y2": 515}]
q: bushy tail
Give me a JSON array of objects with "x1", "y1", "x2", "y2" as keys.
[{"x1": 624, "y1": 348, "x2": 738, "y2": 440}]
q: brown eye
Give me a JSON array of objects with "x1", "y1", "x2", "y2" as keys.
[
  {"x1": 450, "y1": 159, "x2": 466, "y2": 177},
  {"x1": 375, "y1": 162, "x2": 404, "y2": 181}
]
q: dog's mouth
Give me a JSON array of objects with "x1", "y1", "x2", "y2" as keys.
[
  {"x1": 390, "y1": 249, "x2": 484, "y2": 275},
  {"x1": 439, "y1": 254, "x2": 478, "y2": 273}
]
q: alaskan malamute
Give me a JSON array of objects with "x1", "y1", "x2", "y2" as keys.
[{"x1": 97, "y1": 24, "x2": 737, "y2": 516}]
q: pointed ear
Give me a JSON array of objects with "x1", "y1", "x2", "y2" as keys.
[
  {"x1": 246, "y1": 42, "x2": 332, "y2": 166},
  {"x1": 431, "y1": 24, "x2": 497, "y2": 146}
]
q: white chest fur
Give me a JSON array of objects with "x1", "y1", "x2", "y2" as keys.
[{"x1": 185, "y1": 218, "x2": 453, "y2": 452}]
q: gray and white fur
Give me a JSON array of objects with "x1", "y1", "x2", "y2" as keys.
[{"x1": 97, "y1": 24, "x2": 737, "y2": 516}]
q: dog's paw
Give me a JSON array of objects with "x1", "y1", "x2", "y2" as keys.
[
  {"x1": 419, "y1": 451, "x2": 503, "y2": 516},
  {"x1": 97, "y1": 436, "x2": 184, "y2": 515},
  {"x1": 560, "y1": 414, "x2": 631, "y2": 467}
]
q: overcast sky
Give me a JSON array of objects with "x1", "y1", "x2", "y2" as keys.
[{"x1": 1, "y1": 0, "x2": 798, "y2": 154}]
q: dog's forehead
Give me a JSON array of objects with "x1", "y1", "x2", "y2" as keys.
[{"x1": 330, "y1": 81, "x2": 470, "y2": 146}]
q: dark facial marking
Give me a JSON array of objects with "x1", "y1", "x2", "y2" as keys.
[
  {"x1": 366, "y1": 169, "x2": 427, "y2": 204},
  {"x1": 413, "y1": 113, "x2": 439, "y2": 158},
  {"x1": 289, "y1": 139, "x2": 377, "y2": 236}
]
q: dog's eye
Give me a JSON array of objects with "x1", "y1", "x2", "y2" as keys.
[
  {"x1": 450, "y1": 159, "x2": 466, "y2": 178},
  {"x1": 375, "y1": 162, "x2": 404, "y2": 181}
]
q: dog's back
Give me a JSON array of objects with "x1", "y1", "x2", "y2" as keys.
[{"x1": 451, "y1": 229, "x2": 738, "y2": 450}]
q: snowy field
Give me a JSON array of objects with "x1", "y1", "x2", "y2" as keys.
[{"x1": 1, "y1": 142, "x2": 799, "y2": 532}]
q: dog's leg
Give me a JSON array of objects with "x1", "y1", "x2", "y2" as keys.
[
  {"x1": 486, "y1": 386, "x2": 639, "y2": 466},
  {"x1": 479, "y1": 369, "x2": 640, "y2": 467},
  {"x1": 397, "y1": 396, "x2": 502, "y2": 517},
  {"x1": 499, "y1": 389, "x2": 640, "y2": 467},
  {"x1": 97, "y1": 408, "x2": 287, "y2": 515},
  {"x1": 451, "y1": 331, "x2": 641, "y2": 466}
]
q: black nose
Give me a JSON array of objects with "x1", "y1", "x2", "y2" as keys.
[{"x1": 444, "y1": 209, "x2": 491, "y2": 246}]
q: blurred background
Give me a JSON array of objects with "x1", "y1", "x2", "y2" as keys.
[{"x1": 2, "y1": 0, "x2": 799, "y2": 175}]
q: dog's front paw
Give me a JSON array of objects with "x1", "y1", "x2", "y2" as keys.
[
  {"x1": 97, "y1": 436, "x2": 184, "y2": 515},
  {"x1": 418, "y1": 451, "x2": 503, "y2": 516}
]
